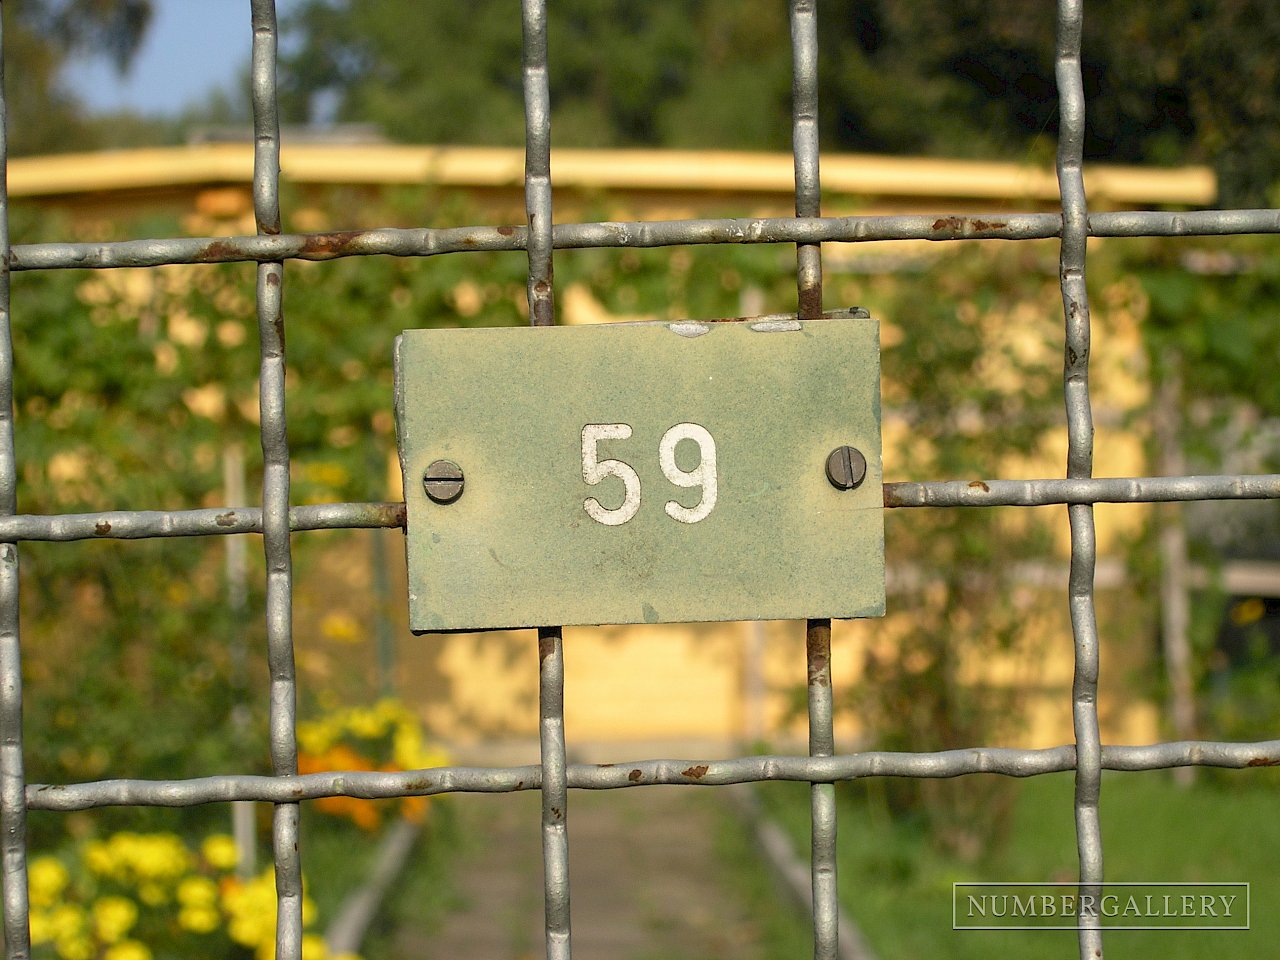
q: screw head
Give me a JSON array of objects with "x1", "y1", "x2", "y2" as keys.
[
  {"x1": 423, "y1": 459, "x2": 464, "y2": 504},
  {"x1": 825, "y1": 446, "x2": 867, "y2": 491}
]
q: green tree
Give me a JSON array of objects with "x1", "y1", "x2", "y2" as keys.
[
  {"x1": 2, "y1": 0, "x2": 153, "y2": 155},
  {"x1": 279, "y1": 0, "x2": 1280, "y2": 203}
]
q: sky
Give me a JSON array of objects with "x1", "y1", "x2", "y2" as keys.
[{"x1": 64, "y1": 0, "x2": 304, "y2": 116}]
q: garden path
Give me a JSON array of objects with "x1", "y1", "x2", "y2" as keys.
[{"x1": 389, "y1": 785, "x2": 771, "y2": 960}]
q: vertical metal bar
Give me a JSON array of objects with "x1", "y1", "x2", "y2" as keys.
[
  {"x1": 250, "y1": 4, "x2": 302, "y2": 960},
  {"x1": 0, "y1": 13, "x2": 29, "y2": 960},
  {"x1": 805, "y1": 619, "x2": 838, "y2": 960},
  {"x1": 790, "y1": 0, "x2": 823, "y2": 321},
  {"x1": 791, "y1": 4, "x2": 838, "y2": 959},
  {"x1": 1055, "y1": 3, "x2": 1104, "y2": 958},
  {"x1": 224, "y1": 444, "x2": 257, "y2": 879},
  {"x1": 521, "y1": 3, "x2": 571, "y2": 959}
]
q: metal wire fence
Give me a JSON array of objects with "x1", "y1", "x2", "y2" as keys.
[{"x1": 2, "y1": 2, "x2": 1280, "y2": 960}]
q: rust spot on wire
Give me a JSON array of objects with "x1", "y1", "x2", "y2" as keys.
[
  {"x1": 539, "y1": 633, "x2": 555, "y2": 663},
  {"x1": 806, "y1": 624, "x2": 831, "y2": 687},
  {"x1": 551, "y1": 806, "x2": 562, "y2": 820},
  {"x1": 197, "y1": 240, "x2": 240, "y2": 262},
  {"x1": 532, "y1": 301, "x2": 554, "y2": 326},
  {"x1": 682, "y1": 765, "x2": 709, "y2": 780},
  {"x1": 1247, "y1": 757, "x2": 1280, "y2": 766},
  {"x1": 300, "y1": 231, "x2": 364, "y2": 257},
  {"x1": 216, "y1": 511, "x2": 237, "y2": 527},
  {"x1": 628, "y1": 769, "x2": 642, "y2": 782},
  {"x1": 798, "y1": 286, "x2": 822, "y2": 320},
  {"x1": 339, "y1": 501, "x2": 405, "y2": 529},
  {"x1": 94, "y1": 521, "x2": 111, "y2": 536},
  {"x1": 405, "y1": 776, "x2": 433, "y2": 790},
  {"x1": 968, "y1": 480, "x2": 990, "y2": 493},
  {"x1": 497, "y1": 225, "x2": 517, "y2": 236},
  {"x1": 931, "y1": 216, "x2": 1007, "y2": 233}
]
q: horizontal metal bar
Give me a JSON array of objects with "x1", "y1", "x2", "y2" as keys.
[
  {"x1": 27, "y1": 739, "x2": 1280, "y2": 810},
  {"x1": 5, "y1": 474, "x2": 1273, "y2": 544},
  {"x1": 0, "y1": 502, "x2": 403, "y2": 541},
  {"x1": 11, "y1": 209, "x2": 1280, "y2": 272},
  {"x1": 884, "y1": 474, "x2": 1280, "y2": 508}
]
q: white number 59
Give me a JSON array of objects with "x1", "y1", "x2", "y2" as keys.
[{"x1": 581, "y1": 422, "x2": 717, "y2": 526}]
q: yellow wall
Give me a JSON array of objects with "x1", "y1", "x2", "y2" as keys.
[{"x1": 31, "y1": 143, "x2": 1189, "y2": 756}]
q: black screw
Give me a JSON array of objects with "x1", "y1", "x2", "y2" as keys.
[
  {"x1": 825, "y1": 446, "x2": 867, "y2": 491},
  {"x1": 423, "y1": 460, "x2": 464, "y2": 504}
]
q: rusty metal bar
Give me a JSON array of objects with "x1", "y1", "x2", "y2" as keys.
[
  {"x1": 0, "y1": 502, "x2": 405, "y2": 542},
  {"x1": 521, "y1": 3, "x2": 572, "y2": 959},
  {"x1": 24, "y1": 736, "x2": 1280, "y2": 811},
  {"x1": 0, "y1": 13, "x2": 29, "y2": 960},
  {"x1": 0, "y1": 472, "x2": 1275, "y2": 544},
  {"x1": 1056, "y1": 2, "x2": 1105, "y2": 957},
  {"x1": 16, "y1": 208, "x2": 1280, "y2": 271},
  {"x1": 882, "y1": 474, "x2": 1280, "y2": 508},
  {"x1": 790, "y1": 3, "x2": 840, "y2": 959},
  {"x1": 249, "y1": 5, "x2": 303, "y2": 960}
]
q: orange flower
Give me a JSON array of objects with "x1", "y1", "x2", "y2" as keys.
[{"x1": 298, "y1": 747, "x2": 382, "y2": 830}]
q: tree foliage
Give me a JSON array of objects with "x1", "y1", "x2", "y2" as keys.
[
  {"x1": 2, "y1": 0, "x2": 153, "y2": 155},
  {"x1": 278, "y1": 0, "x2": 1280, "y2": 203}
]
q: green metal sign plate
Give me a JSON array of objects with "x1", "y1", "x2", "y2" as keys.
[{"x1": 395, "y1": 310, "x2": 884, "y2": 631}]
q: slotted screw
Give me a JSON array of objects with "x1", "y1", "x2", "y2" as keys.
[
  {"x1": 825, "y1": 446, "x2": 867, "y2": 491},
  {"x1": 423, "y1": 460, "x2": 464, "y2": 504}
]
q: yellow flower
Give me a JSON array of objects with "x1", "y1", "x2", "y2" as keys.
[
  {"x1": 138, "y1": 882, "x2": 167, "y2": 907},
  {"x1": 297, "y1": 721, "x2": 333, "y2": 755},
  {"x1": 301, "y1": 933, "x2": 329, "y2": 960},
  {"x1": 320, "y1": 612, "x2": 362, "y2": 644},
  {"x1": 103, "y1": 940, "x2": 152, "y2": 960},
  {"x1": 84, "y1": 840, "x2": 115, "y2": 877},
  {"x1": 30, "y1": 908, "x2": 54, "y2": 946},
  {"x1": 223, "y1": 870, "x2": 278, "y2": 948},
  {"x1": 201, "y1": 834, "x2": 240, "y2": 871},
  {"x1": 178, "y1": 875, "x2": 219, "y2": 906},
  {"x1": 54, "y1": 933, "x2": 93, "y2": 960},
  {"x1": 91, "y1": 896, "x2": 138, "y2": 944},
  {"x1": 48, "y1": 904, "x2": 86, "y2": 940},
  {"x1": 391, "y1": 724, "x2": 424, "y2": 770},
  {"x1": 178, "y1": 905, "x2": 221, "y2": 933},
  {"x1": 374, "y1": 698, "x2": 411, "y2": 724},
  {"x1": 131, "y1": 833, "x2": 190, "y2": 880},
  {"x1": 28, "y1": 856, "x2": 69, "y2": 907},
  {"x1": 346, "y1": 708, "x2": 384, "y2": 740}
]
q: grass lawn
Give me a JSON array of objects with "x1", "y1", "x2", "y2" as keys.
[{"x1": 760, "y1": 768, "x2": 1280, "y2": 959}]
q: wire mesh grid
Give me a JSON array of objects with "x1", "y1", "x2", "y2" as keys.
[{"x1": 2, "y1": 2, "x2": 1280, "y2": 959}]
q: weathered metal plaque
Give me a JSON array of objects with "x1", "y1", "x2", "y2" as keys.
[{"x1": 395, "y1": 310, "x2": 884, "y2": 631}]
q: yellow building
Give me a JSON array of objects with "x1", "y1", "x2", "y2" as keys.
[{"x1": 14, "y1": 141, "x2": 1218, "y2": 760}]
